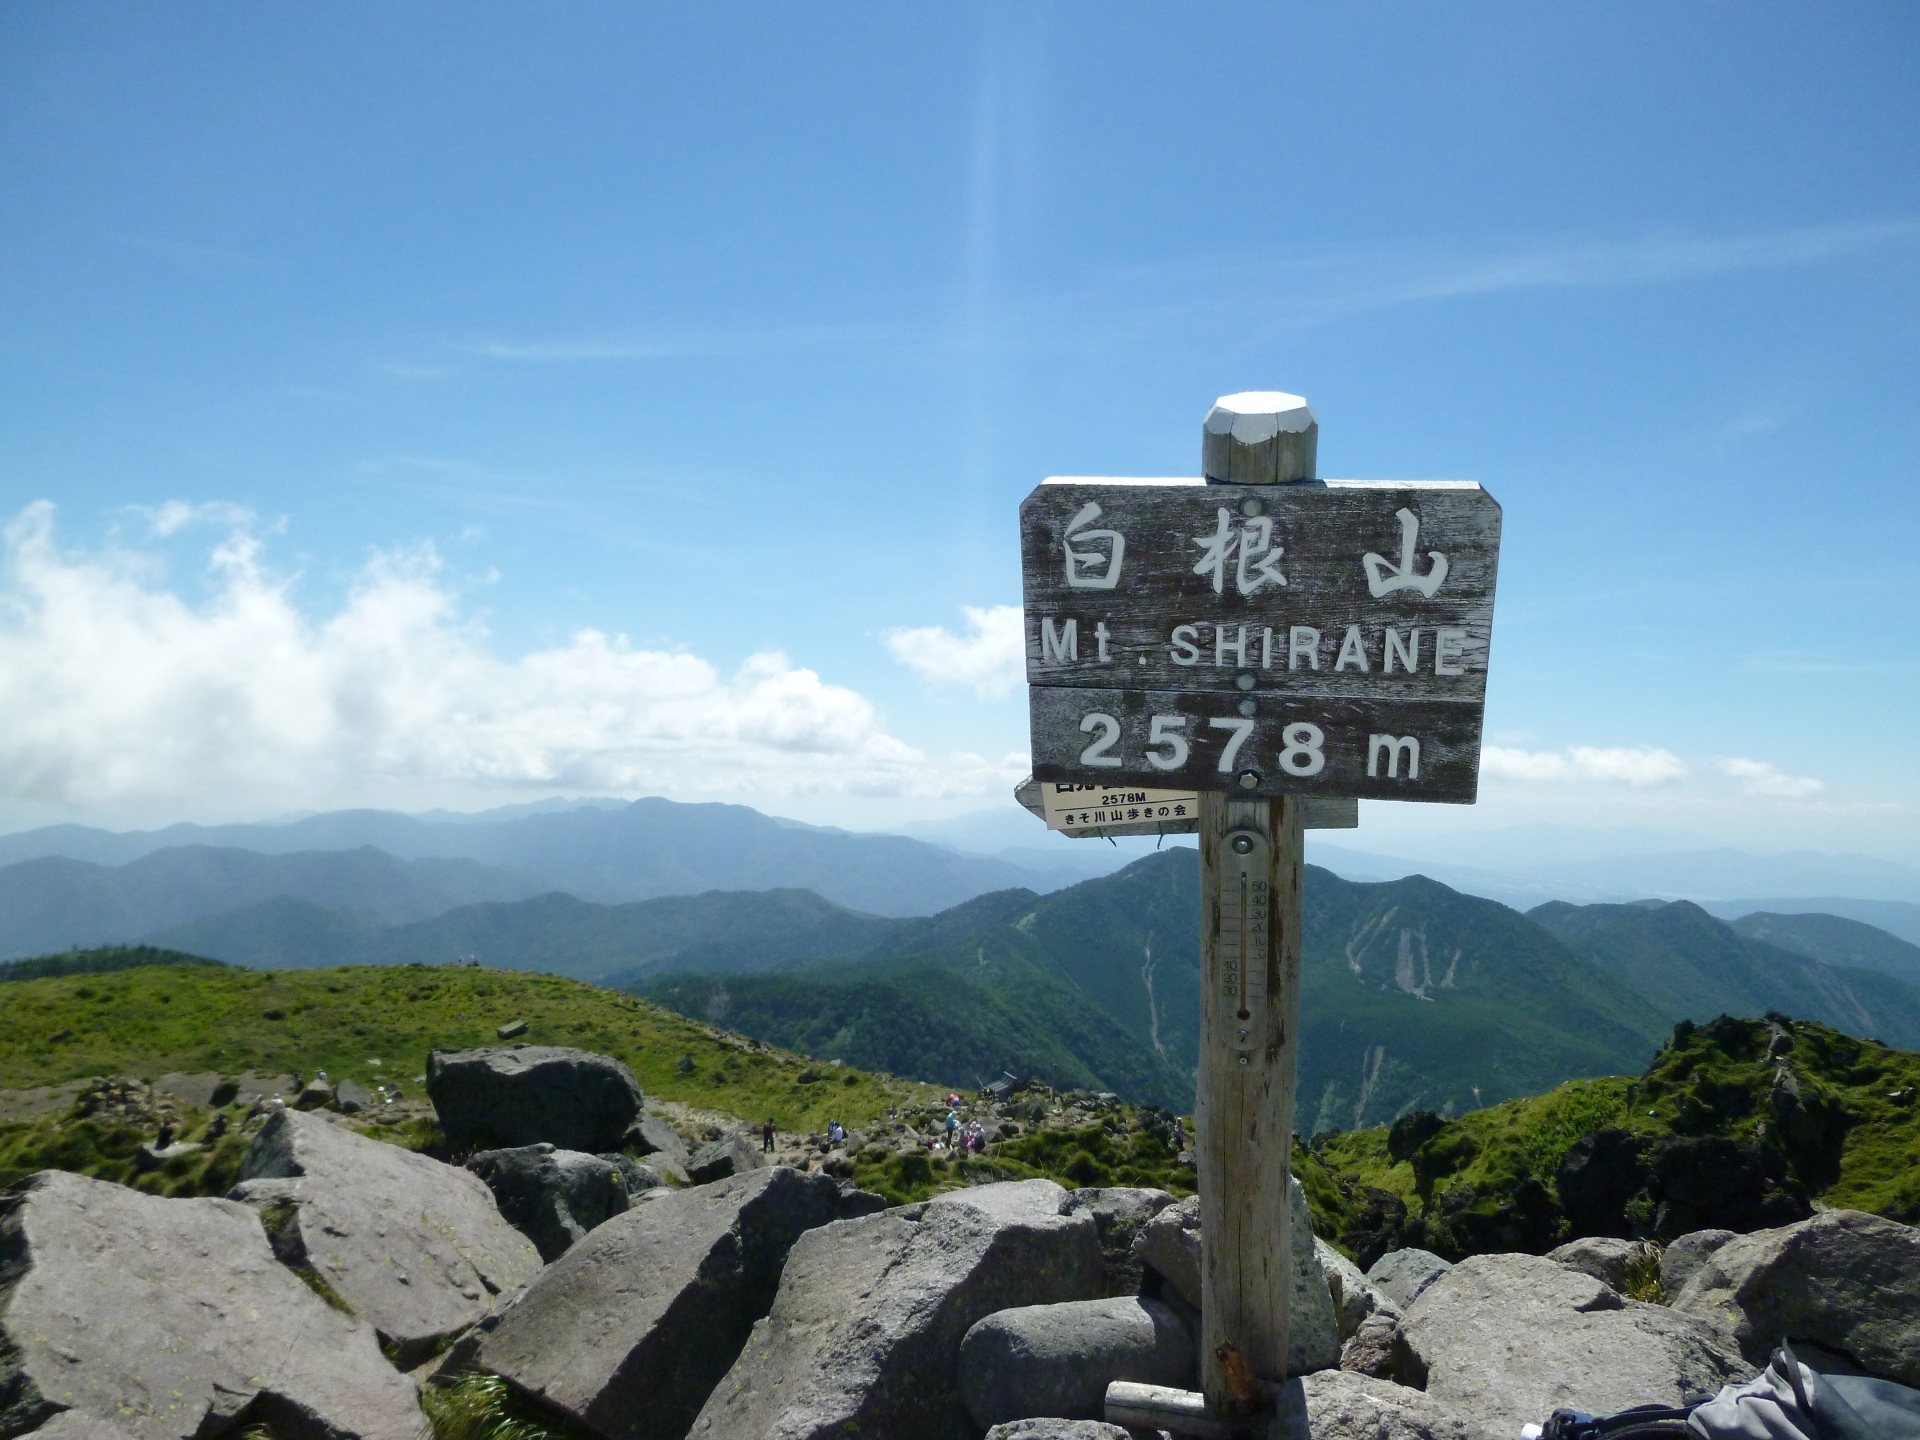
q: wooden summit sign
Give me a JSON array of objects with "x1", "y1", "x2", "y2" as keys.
[
  {"x1": 1018, "y1": 393, "x2": 1503, "y2": 1435},
  {"x1": 1021, "y1": 477, "x2": 1501, "y2": 803}
]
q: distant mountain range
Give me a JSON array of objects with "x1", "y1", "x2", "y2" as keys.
[
  {"x1": 8, "y1": 797, "x2": 1920, "y2": 1125},
  {"x1": 644, "y1": 857, "x2": 1920, "y2": 1124},
  {"x1": 0, "y1": 798, "x2": 1095, "y2": 957},
  {"x1": 0, "y1": 846, "x2": 553, "y2": 959},
  {"x1": 1308, "y1": 836, "x2": 1920, "y2": 930},
  {"x1": 1724, "y1": 909, "x2": 1920, "y2": 988},
  {"x1": 10, "y1": 822, "x2": 1920, "y2": 1123}
]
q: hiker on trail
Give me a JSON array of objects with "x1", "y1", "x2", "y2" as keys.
[
  {"x1": 762, "y1": 1118, "x2": 776, "y2": 1152},
  {"x1": 945, "y1": 1110, "x2": 959, "y2": 1141}
]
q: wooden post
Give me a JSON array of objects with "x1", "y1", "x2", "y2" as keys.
[{"x1": 1196, "y1": 391, "x2": 1316, "y2": 1424}]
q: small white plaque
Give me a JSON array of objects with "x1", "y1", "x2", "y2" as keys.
[{"x1": 1040, "y1": 780, "x2": 1199, "y2": 834}]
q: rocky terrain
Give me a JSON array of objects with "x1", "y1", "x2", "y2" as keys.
[{"x1": 2, "y1": 1038, "x2": 1916, "y2": 1440}]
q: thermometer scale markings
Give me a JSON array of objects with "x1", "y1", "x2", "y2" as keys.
[{"x1": 1220, "y1": 829, "x2": 1269, "y2": 1054}]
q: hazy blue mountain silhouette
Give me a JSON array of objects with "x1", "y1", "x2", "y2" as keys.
[
  {"x1": 0, "y1": 846, "x2": 549, "y2": 960},
  {"x1": 0, "y1": 798, "x2": 1077, "y2": 918}
]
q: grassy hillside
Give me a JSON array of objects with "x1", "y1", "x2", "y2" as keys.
[
  {"x1": 0, "y1": 962, "x2": 935, "y2": 1133},
  {"x1": 6, "y1": 956, "x2": 1914, "y2": 1278},
  {"x1": 0, "y1": 944, "x2": 228, "y2": 984},
  {"x1": 1308, "y1": 1014, "x2": 1920, "y2": 1266}
]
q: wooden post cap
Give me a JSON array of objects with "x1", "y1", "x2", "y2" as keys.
[{"x1": 1203, "y1": 391, "x2": 1318, "y2": 486}]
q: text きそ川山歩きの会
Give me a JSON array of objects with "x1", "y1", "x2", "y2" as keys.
[{"x1": 1020, "y1": 477, "x2": 1501, "y2": 803}]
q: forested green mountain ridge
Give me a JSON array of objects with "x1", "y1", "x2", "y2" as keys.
[
  {"x1": 1728, "y1": 909, "x2": 1920, "y2": 988},
  {"x1": 638, "y1": 856, "x2": 1672, "y2": 1126},
  {"x1": 1530, "y1": 899, "x2": 1920, "y2": 1050},
  {"x1": 643, "y1": 855, "x2": 1920, "y2": 1128}
]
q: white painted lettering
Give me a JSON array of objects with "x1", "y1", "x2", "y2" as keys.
[
  {"x1": 1363, "y1": 508, "x2": 1449, "y2": 599},
  {"x1": 1146, "y1": 715, "x2": 1190, "y2": 770},
  {"x1": 1434, "y1": 627, "x2": 1468, "y2": 676},
  {"x1": 1384, "y1": 627, "x2": 1423, "y2": 675},
  {"x1": 1041, "y1": 618, "x2": 1079, "y2": 663},
  {"x1": 1063, "y1": 503, "x2": 1126, "y2": 590},
  {"x1": 1367, "y1": 734, "x2": 1421, "y2": 779},
  {"x1": 1095, "y1": 621, "x2": 1112, "y2": 663},
  {"x1": 1215, "y1": 623, "x2": 1250, "y2": 668},
  {"x1": 1335, "y1": 624, "x2": 1369, "y2": 672},
  {"x1": 1079, "y1": 713, "x2": 1123, "y2": 767},
  {"x1": 1235, "y1": 516, "x2": 1287, "y2": 596},
  {"x1": 1279, "y1": 722, "x2": 1326, "y2": 776},
  {"x1": 1169, "y1": 625, "x2": 1201, "y2": 666},
  {"x1": 1288, "y1": 626, "x2": 1321, "y2": 672},
  {"x1": 1191, "y1": 508, "x2": 1286, "y2": 596},
  {"x1": 1261, "y1": 626, "x2": 1274, "y2": 669},
  {"x1": 1208, "y1": 716, "x2": 1256, "y2": 771}
]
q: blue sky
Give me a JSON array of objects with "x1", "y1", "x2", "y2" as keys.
[{"x1": 1, "y1": 3, "x2": 1916, "y2": 863}]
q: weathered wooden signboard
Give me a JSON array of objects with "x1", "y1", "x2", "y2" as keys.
[
  {"x1": 1015, "y1": 394, "x2": 1503, "y2": 1434},
  {"x1": 1021, "y1": 477, "x2": 1501, "y2": 803}
]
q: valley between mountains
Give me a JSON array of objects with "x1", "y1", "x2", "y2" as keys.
[{"x1": 10, "y1": 808, "x2": 1918, "y2": 1128}]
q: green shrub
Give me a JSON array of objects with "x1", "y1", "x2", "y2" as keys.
[{"x1": 422, "y1": 1372, "x2": 592, "y2": 1440}]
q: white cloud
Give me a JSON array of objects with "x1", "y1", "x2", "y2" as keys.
[
  {"x1": 130, "y1": 500, "x2": 258, "y2": 538},
  {"x1": 1481, "y1": 745, "x2": 1688, "y2": 787},
  {"x1": 885, "y1": 605, "x2": 1026, "y2": 700},
  {"x1": 0, "y1": 502, "x2": 1023, "y2": 817},
  {"x1": 1718, "y1": 757, "x2": 1826, "y2": 800}
]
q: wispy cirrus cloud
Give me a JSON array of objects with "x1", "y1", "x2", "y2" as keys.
[
  {"x1": 465, "y1": 321, "x2": 894, "y2": 365},
  {"x1": 1718, "y1": 757, "x2": 1825, "y2": 800},
  {"x1": 1017, "y1": 218, "x2": 1920, "y2": 351},
  {"x1": 1482, "y1": 744, "x2": 1688, "y2": 787}
]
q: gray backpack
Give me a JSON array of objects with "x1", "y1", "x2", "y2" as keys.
[
  {"x1": 1690, "y1": 1346, "x2": 1920, "y2": 1440},
  {"x1": 1535, "y1": 1345, "x2": 1920, "y2": 1440}
]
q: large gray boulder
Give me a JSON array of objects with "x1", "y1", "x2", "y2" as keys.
[
  {"x1": 1062, "y1": 1186, "x2": 1176, "y2": 1295},
  {"x1": 688, "y1": 1179, "x2": 1104, "y2": 1440},
  {"x1": 1548, "y1": 1236, "x2": 1657, "y2": 1293},
  {"x1": 1660, "y1": 1228, "x2": 1737, "y2": 1296},
  {"x1": 1668, "y1": 1208, "x2": 1920, "y2": 1387},
  {"x1": 427, "y1": 1043, "x2": 644, "y2": 1152},
  {"x1": 1132, "y1": 1193, "x2": 1202, "y2": 1305},
  {"x1": 1365, "y1": 1248, "x2": 1451, "y2": 1310},
  {"x1": 627, "y1": 1113, "x2": 691, "y2": 1166},
  {"x1": 1272, "y1": 1368, "x2": 1474, "y2": 1440},
  {"x1": 688, "y1": 1132, "x2": 768, "y2": 1184},
  {"x1": 229, "y1": 1106, "x2": 540, "y2": 1365},
  {"x1": 476, "y1": 1165, "x2": 845, "y2": 1440},
  {"x1": 984, "y1": 1425, "x2": 1131, "y2": 1440},
  {"x1": 958, "y1": 1296, "x2": 1192, "y2": 1428},
  {"x1": 466, "y1": 1143, "x2": 634, "y2": 1260},
  {"x1": 1130, "y1": 1180, "x2": 1340, "y2": 1375},
  {"x1": 1339, "y1": 1310, "x2": 1403, "y2": 1380},
  {"x1": 1281, "y1": 1181, "x2": 1343, "y2": 1374},
  {"x1": 1398, "y1": 1253, "x2": 1752, "y2": 1440},
  {"x1": 24, "y1": 1413, "x2": 144, "y2": 1440},
  {"x1": 600, "y1": 1151, "x2": 668, "y2": 1197},
  {"x1": 1316, "y1": 1237, "x2": 1399, "y2": 1341},
  {"x1": 0, "y1": 1169, "x2": 424, "y2": 1440}
]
